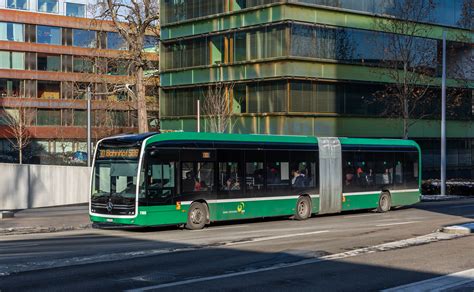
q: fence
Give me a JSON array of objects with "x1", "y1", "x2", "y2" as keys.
[{"x1": 0, "y1": 163, "x2": 91, "y2": 210}]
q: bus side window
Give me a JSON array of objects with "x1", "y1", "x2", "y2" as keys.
[
  {"x1": 217, "y1": 150, "x2": 243, "y2": 193},
  {"x1": 290, "y1": 150, "x2": 318, "y2": 192},
  {"x1": 404, "y1": 151, "x2": 419, "y2": 189},
  {"x1": 219, "y1": 162, "x2": 241, "y2": 191},
  {"x1": 245, "y1": 150, "x2": 265, "y2": 195},
  {"x1": 181, "y1": 162, "x2": 214, "y2": 193},
  {"x1": 265, "y1": 150, "x2": 290, "y2": 194},
  {"x1": 146, "y1": 162, "x2": 176, "y2": 205}
]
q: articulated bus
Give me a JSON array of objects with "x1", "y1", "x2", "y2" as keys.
[{"x1": 90, "y1": 132, "x2": 421, "y2": 229}]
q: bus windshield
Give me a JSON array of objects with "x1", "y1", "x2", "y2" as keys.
[
  {"x1": 92, "y1": 160, "x2": 139, "y2": 199},
  {"x1": 91, "y1": 146, "x2": 141, "y2": 215}
]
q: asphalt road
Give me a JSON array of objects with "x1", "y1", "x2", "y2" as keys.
[{"x1": 1, "y1": 199, "x2": 473, "y2": 291}]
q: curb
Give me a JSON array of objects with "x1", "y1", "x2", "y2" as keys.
[
  {"x1": 0, "y1": 224, "x2": 92, "y2": 236},
  {"x1": 441, "y1": 223, "x2": 474, "y2": 235}
]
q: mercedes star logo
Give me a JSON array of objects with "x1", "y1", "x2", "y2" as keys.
[{"x1": 106, "y1": 201, "x2": 114, "y2": 212}]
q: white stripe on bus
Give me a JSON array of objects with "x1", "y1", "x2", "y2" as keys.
[
  {"x1": 180, "y1": 194, "x2": 320, "y2": 205},
  {"x1": 343, "y1": 189, "x2": 419, "y2": 196}
]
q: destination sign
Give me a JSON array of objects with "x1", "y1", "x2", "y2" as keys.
[{"x1": 98, "y1": 148, "x2": 140, "y2": 159}]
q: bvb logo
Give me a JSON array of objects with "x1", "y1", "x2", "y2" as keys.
[{"x1": 236, "y1": 202, "x2": 245, "y2": 213}]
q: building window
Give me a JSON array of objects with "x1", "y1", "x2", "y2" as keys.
[
  {"x1": 37, "y1": 25, "x2": 61, "y2": 45},
  {"x1": 106, "y1": 32, "x2": 127, "y2": 50},
  {"x1": 65, "y1": 3, "x2": 85, "y2": 17},
  {"x1": 73, "y1": 57, "x2": 94, "y2": 73},
  {"x1": 37, "y1": 81, "x2": 60, "y2": 99},
  {"x1": 37, "y1": 53, "x2": 61, "y2": 71},
  {"x1": 107, "y1": 59, "x2": 129, "y2": 75},
  {"x1": 0, "y1": 51, "x2": 25, "y2": 70},
  {"x1": 144, "y1": 35, "x2": 159, "y2": 49},
  {"x1": 248, "y1": 81, "x2": 287, "y2": 113},
  {"x1": 37, "y1": 109, "x2": 61, "y2": 125},
  {"x1": 38, "y1": 0, "x2": 59, "y2": 13},
  {"x1": 0, "y1": 79, "x2": 23, "y2": 98},
  {"x1": 7, "y1": 0, "x2": 28, "y2": 10},
  {"x1": 73, "y1": 29, "x2": 96, "y2": 48},
  {"x1": 0, "y1": 22, "x2": 24, "y2": 42}
]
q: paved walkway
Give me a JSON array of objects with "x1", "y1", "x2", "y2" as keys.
[{"x1": 0, "y1": 204, "x2": 91, "y2": 235}]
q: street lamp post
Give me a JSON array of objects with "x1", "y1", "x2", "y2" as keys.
[
  {"x1": 441, "y1": 31, "x2": 447, "y2": 196},
  {"x1": 87, "y1": 86, "x2": 92, "y2": 167},
  {"x1": 197, "y1": 99, "x2": 200, "y2": 133}
]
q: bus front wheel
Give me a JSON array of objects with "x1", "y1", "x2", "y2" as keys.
[
  {"x1": 295, "y1": 196, "x2": 312, "y2": 220},
  {"x1": 186, "y1": 202, "x2": 208, "y2": 230},
  {"x1": 377, "y1": 192, "x2": 392, "y2": 213}
]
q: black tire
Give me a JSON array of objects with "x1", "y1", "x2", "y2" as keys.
[
  {"x1": 377, "y1": 192, "x2": 391, "y2": 213},
  {"x1": 294, "y1": 196, "x2": 312, "y2": 220},
  {"x1": 185, "y1": 202, "x2": 208, "y2": 230}
]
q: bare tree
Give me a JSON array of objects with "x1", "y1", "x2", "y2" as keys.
[
  {"x1": 373, "y1": 0, "x2": 438, "y2": 139},
  {"x1": 1, "y1": 104, "x2": 34, "y2": 164},
  {"x1": 201, "y1": 82, "x2": 237, "y2": 133},
  {"x1": 93, "y1": 0, "x2": 160, "y2": 133}
]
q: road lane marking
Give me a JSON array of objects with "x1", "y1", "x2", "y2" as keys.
[
  {"x1": 126, "y1": 232, "x2": 465, "y2": 291},
  {"x1": 223, "y1": 230, "x2": 329, "y2": 246},
  {"x1": 0, "y1": 230, "x2": 328, "y2": 276},
  {"x1": 376, "y1": 221, "x2": 419, "y2": 227},
  {"x1": 382, "y1": 268, "x2": 474, "y2": 292}
]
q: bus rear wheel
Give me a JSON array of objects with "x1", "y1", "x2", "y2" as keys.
[
  {"x1": 295, "y1": 196, "x2": 312, "y2": 220},
  {"x1": 186, "y1": 202, "x2": 208, "y2": 230},
  {"x1": 377, "y1": 192, "x2": 391, "y2": 213}
]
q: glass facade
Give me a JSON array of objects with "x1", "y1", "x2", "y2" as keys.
[
  {"x1": 65, "y1": 3, "x2": 85, "y2": 17},
  {"x1": 418, "y1": 139, "x2": 474, "y2": 179},
  {"x1": 161, "y1": 80, "x2": 472, "y2": 118},
  {"x1": 161, "y1": 0, "x2": 226, "y2": 25},
  {"x1": 162, "y1": 22, "x2": 454, "y2": 72},
  {"x1": 37, "y1": 25, "x2": 61, "y2": 45},
  {"x1": 7, "y1": 0, "x2": 28, "y2": 10},
  {"x1": 0, "y1": 22, "x2": 24, "y2": 42},
  {"x1": 37, "y1": 0, "x2": 59, "y2": 13},
  {"x1": 161, "y1": 0, "x2": 472, "y2": 29},
  {"x1": 72, "y1": 29, "x2": 96, "y2": 48},
  {"x1": 294, "y1": 0, "x2": 473, "y2": 29}
]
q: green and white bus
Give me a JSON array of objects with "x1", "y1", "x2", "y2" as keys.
[{"x1": 90, "y1": 132, "x2": 421, "y2": 229}]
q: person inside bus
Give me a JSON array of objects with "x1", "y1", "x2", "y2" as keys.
[
  {"x1": 183, "y1": 171, "x2": 196, "y2": 192},
  {"x1": 382, "y1": 168, "x2": 391, "y2": 185},
  {"x1": 292, "y1": 169, "x2": 306, "y2": 188},
  {"x1": 345, "y1": 170, "x2": 354, "y2": 186},
  {"x1": 223, "y1": 177, "x2": 240, "y2": 191},
  {"x1": 366, "y1": 168, "x2": 375, "y2": 186},
  {"x1": 356, "y1": 167, "x2": 367, "y2": 188},
  {"x1": 194, "y1": 178, "x2": 203, "y2": 191}
]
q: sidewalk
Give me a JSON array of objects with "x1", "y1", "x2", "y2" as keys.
[{"x1": 0, "y1": 204, "x2": 91, "y2": 236}]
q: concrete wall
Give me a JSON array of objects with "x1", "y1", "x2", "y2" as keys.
[{"x1": 0, "y1": 163, "x2": 91, "y2": 210}]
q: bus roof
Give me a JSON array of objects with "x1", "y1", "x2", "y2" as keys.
[{"x1": 137, "y1": 132, "x2": 419, "y2": 149}]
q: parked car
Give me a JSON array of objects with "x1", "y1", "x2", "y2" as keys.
[{"x1": 71, "y1": 151, "x2": 88, "y2": 163}]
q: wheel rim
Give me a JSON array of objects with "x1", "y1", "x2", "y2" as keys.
[
  {"x1": 191, "y1": 208, "x2": 203, "y2": 225},
  {"x1": 298, "y1": 200, "x2": 308, "y2": 217},
  {"x1": 381, "y1": 195, "x2": 389, "y2": 210}
]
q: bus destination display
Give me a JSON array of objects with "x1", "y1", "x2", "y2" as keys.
[{"x1": 98, "y1": 148, "x2": 140, "y2": 159}]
